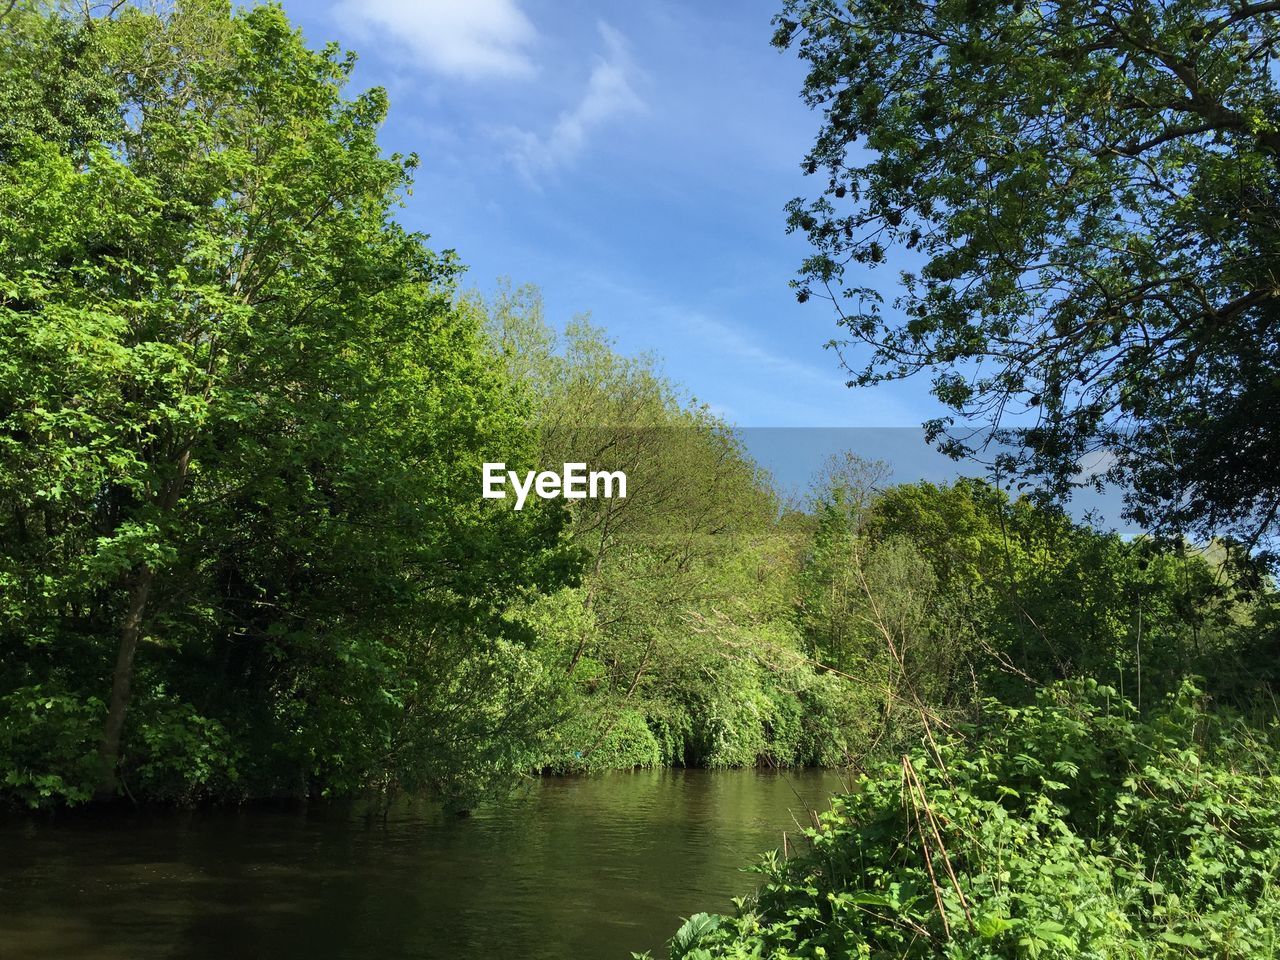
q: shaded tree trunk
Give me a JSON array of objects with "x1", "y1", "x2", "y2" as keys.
[
  {"x1": 95, "y1": 566, "x2": 154, "y2": 799},
  {"x1": 95, "y1": 446, "x2": 192, "y2": 800}
]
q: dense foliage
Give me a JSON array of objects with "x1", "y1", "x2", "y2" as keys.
[
  {"x1": 650, "y1": 1, "x2": 1280, "y2": 953},
  {"x1": 774, "y1": 0, "x2": 1280, "y2": 553},
  {"x1": 472, "y1": 284, "x2": 866, "y2": 772},
  {"x1": 652, "y1": 682, "x2": 1280, "y2": 959},
  {"x1": 798, "y1": 469, "x2": 1277, "y2": 754},
  {"x1": 0, "y1": 1, "x2": 575, "y2": 807}
]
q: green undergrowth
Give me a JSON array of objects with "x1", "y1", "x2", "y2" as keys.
[
  {"x1": 537, "y1": 663, "x2": 862, "y2": 775},
  {"x1": 648, "y1": 680, "x2": 1280, "y2": 959}
]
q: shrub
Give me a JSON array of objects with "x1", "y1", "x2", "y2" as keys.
[
  {"x1": 540, "y1": 705, "x2": 662, "y2": 773},
  {"x1": 0, "y1": 686, "x2": 100, "y2": 806},
  {"x1": 652, "y1": 681, "x2": 1280, "y2": 959}
]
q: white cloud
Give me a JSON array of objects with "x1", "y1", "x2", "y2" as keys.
[
  {"x1": 505, "y1": 23, "x2": 644, "y2": 180},
  {"x1": 333, "y1": 0, "x2": 538, "y2": 80},
  {"x1": 578, "y1": 272, "x2": 845, "y2": 393}
]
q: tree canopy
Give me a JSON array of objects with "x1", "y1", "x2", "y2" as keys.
[
  {"x1": 775, "y1": 0, "x2": 1280, "y2": 556},
  {"x1": 0, "y1": 0, "x2": 574, "y2": 805}
]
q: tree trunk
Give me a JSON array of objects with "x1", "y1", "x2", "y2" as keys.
[
  {"x1": 94, "y1": 445, "x2": 191, "y2": 801},
  {"x1": 95, "y1": 565, "x2": 155, "y2": 800}
]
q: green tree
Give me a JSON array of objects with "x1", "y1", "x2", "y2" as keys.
[
  {"x1": 775, "y1": 0, "x2": 1280, "y2": 552},
  {"x1": 470, "y1": 284, "x2": 860, "y2": 770},
  {"x1": 861, "y1": 479, "x2": 1263, "y2": 705},
  {"x1": 0, "y1": 2, "x2": 572, "y2": 805}
]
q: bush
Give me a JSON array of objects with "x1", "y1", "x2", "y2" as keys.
[
  {"x1": 128, "y1": 697, "x2": 239, "y2": 802},
  {"x1": 652, "y1": 681, "x2": 1280, "y2": 959},
  {"x1": 540, "y1": 705, "x2": 662, "y2": 773},
  {"x1": 0, "y1": 686, "x2": 101, "y2": 806}
]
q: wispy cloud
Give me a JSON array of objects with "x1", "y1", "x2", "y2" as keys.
[
  {"x1": 333, "y1": 0, "x2": 538, "y2": 80},
  {"x1": 679, "y1": 310, "x2": 847, "y2": 392},
  {"x1": 578, "y1": 272, "x2": 853, "y2": 407},
  {"x1": 504, "y1": 23, "x2": 644, "y2": 181}
]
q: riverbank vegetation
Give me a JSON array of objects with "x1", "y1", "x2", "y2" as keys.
[
  {"x1": 2, "y1": 0, "x2": 1280, "y2": 953},
  {"x1": 646, "y1": 0, "x2": 1280, "y2": 954},
  {"x1": 657, "y1": 682, "x2": 1280, "y2": 959}
]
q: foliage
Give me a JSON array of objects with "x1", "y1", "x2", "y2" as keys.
[
  {"x1": 472, "y1": 283, "x2": 873, "y2": 773},
  {"x1": 775, "y1": 0, "x2": 1280, "y2": 553},
  {"x1": 0, "y1": 2, "x2": 576, "y2": 807},
  {"x1": 0, "y1": 687, "x2": 103, "y2": 805},
  {"x1": 541, "y1": 705, "x2": 663, "y2": 774},
  {"x1": 2, "y1": 0, "x2": 1275, "y2": 868},
  {"x1": 808, "y1": 477, "x2": 1276, "y2": 720},
  {"x1": 472, "y1": 274, "x2": 1277, "y2": 783},
  {"x1": 653, "y1": 681, "x2": 1280, "y2": 959}
]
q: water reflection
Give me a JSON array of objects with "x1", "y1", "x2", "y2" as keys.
[{"x1": 0, "y1": 768, "x2": 847, "y2": 959}]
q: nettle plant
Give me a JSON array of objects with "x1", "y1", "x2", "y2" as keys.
[{"x1": 655, "y1": 680, "x2": 1280, "y2": 959}]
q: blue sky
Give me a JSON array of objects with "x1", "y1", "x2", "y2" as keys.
[
  {"x1": 271, "y1": 0, "x2": 1129, "y2": 526},
  {"x1": 278, "y1": 0, "x2": 936, "y2": 430}
]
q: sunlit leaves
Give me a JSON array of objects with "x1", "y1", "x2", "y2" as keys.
[{"x1": 776, "y1": 0, "x2": 1280, "y2": 550}]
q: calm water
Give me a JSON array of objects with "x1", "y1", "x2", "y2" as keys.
[{"x1": 0, "y1": 769, "x2": 848, "y2": 960}]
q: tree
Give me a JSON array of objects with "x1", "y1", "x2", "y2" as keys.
[
  {"x1": 796, "y1": 453, "x2": 891, "y2": 670},
  {"x1": 468, "y1": 285, "x2": 861, "y2": 770},
  {"x1": 775, "y1": 0, "x2": 1280, "y2": 555},
  {"x1": 0, "y1": 2, "x2": 572, "y2": 805}
]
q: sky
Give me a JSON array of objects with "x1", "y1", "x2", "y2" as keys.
[
  {"x1": 271, "y1": 0, "x2": 1129, "y2": 525},
  {"x1": 277, "y1": 0, "x2": 934, "y2": 427}
]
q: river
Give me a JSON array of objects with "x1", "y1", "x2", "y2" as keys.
[{"x1": 0, "y1": 768, "x2": 849, "y2": 959}]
